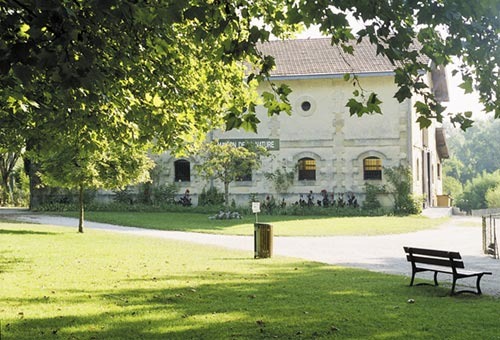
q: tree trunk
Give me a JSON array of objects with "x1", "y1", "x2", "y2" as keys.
[
  {"x1": 0, "y1": 152, "x2": 19, "y2": 204},
  {"x1": 78, "y1": 185, "x2": 84, "y2": 233},
  {"x1": 25, "y1": 157, "x2": 43, "y2": 210},
  {"x1": 224, "y1": 182, "x2": 230, "y2": 207}
]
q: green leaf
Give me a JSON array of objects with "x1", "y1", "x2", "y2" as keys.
[
  {"x1": 152, "y1": 94, "x2": 163, "y2": 108},
  {"x1": 394, "y1": 86, "x2": 412, "y2": 102},
  {"x1": 458, "y1": 80, "x2": 474, "y2": 94},
  {"x1": 416, "y1": 116, "x2": 432, "y2": 129}
]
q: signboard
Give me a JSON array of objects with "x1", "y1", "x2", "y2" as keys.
[
  {"x1": 218, "y1": 139, "x2": 280, "y2": 151},
  {"x1": 252, "y1": 202, "x2": 261, "y2": 213}
]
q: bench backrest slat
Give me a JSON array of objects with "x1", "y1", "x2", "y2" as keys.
[
  {"x1": 405, "y1": 254, "x2": 465, "y2": 268},
  {"x1": 403, "y1": 246, "x2": 465, "y2": 269},
  {"x1": 404, "y1": 246, "x2": 461, "y2": 259}
]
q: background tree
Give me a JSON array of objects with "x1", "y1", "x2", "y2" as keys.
[
  {"x1": 444, "y1": 118, "x2": 500, "y2": 212},
  {"x1": 456, "y1": 171, "x2": 500, "y2": 213},
  {"x1": 195, "y1": 141, "x2": 268, "y2": 207},
  {"x1": 445, "y1": 119, "x2": 500, "y2": 184},
  {"x1": 0, "y1": 152, "x2": 20, "y2": 205},
  {"x1": 486, "y1": 186, "x2": 500, "y2": 209},
  {"x1": 35, "y1": 124, "x2": 153, "y2": 232},
  {"x1": 0, "y1": 128, "x2": 24, "y2": 205}
]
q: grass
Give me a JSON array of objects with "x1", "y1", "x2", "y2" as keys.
[
  {"x1": 55, "y1": 211, "x2": 449, "y2": 236},
  {"x1": 1, "y1": 220, "x2": 498, "y2": 339}
]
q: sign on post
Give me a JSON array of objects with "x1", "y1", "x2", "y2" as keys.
[{"x1": 252, "y1": 202, "x2": 260, "y2": 223}]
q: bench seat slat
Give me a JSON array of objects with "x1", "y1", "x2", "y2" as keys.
[{"x1": 414, "y1": 265, "x2": 491, "y2": 277}]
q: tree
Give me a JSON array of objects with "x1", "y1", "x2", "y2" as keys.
[
  {"x1": 195, "y1": 141, "x2": 268, "y2": 206},
  {"x1": 0, "y1": 128, "x2": 24, "y2": 205},
  {"x1": 1, "y1": 0, "x2": 267, "y2": 229},
  {"x1": 445, "y1": 119, "x2": 500, "y2": 184},
  {"x1": 457, "y1": 171, "x2": 500, "y2": 213},
  {"x1": 486, "y1": 186, "x2": 500, "y2": 209},
  {"x1": 35, "y1": 126, "x2": 153, "y2": 232},
  {"x1": 443, "y1": 175, "x2": 463, "y2": 203},
  {"x1": 0, "y1": 152, "x2": 20, "y2": 205},
  {"x1": 2, "y1": 1, "x2": 498, "y2": 133},
  {"x1": 0, "y1": 1, "x2": 497, "y2": 224}
]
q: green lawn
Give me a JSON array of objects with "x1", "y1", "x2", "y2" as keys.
[
  {"x1": 58, "y1": 211, "x2": 449, "y2": 236},
  {"x1": 1, "y1": 220, "x2": 497, "y2": 339}
]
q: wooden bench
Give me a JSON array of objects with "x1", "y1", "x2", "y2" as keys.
[{"x1": 403, "y1": 246, "x2": 492, "y2": 295}]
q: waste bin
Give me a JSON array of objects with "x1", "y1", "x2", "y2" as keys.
[{"x1": 254, "y1": 223, "x2": 273, "y2": 258}]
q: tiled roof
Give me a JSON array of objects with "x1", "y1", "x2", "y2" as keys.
[{"x1": 258, "y1": 38, "x2": 402, "y2": 78}]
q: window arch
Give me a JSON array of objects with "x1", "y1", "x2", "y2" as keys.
[
  {"x1": 174, "y1": 159, "x2": 191, "y2": 182},
  {"x1": 363, "y1": 157, "x2": 382, "y2": 180},
  {"x1": 298, "y1": 157, "x2": 316, "y2": 181}
]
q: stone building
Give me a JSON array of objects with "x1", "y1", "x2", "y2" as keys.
[{"x1": 163, "y1": 38, "x2": 449, "y2": 208}]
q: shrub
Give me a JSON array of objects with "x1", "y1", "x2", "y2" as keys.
[
  {"x1": 152, "y1": 183, "x2": 178, "y2": 205},
  {"x1": 384, "y1": 165, "x2": 422, "y2": 215},
  {"x1": 113, "y1": 187, "x2": 137, "y2": 204},
  {"x1": 362, "y1": 183, "x2": 382, "y2": 211},
  {"x1": 198, "y1": 187, "x2": 224, "y2": 206}
]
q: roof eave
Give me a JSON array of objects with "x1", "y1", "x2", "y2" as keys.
[{"x1": 268, "y1": 71, "x2": 396, "y2": 81}]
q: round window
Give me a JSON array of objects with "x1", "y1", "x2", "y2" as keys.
[
  {"x1": 296, "y1": 96, "x2": 316, "y2": 116},
  {"x1": 301, "y1": 101, "x2": 311, "y2": 111}
]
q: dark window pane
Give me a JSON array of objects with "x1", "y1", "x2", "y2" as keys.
[
  {"x1": 298, "y1": 158, "x2": 316, "y2": 181},
  {"x1": 174, "y1": 160, "x2": 190, "y2": 182}
]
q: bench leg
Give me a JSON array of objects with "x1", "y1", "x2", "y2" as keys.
[
  {"x1": 475, "y1": 274, "x2": 485, "y2": 295},
  {"x1": 452, "y1": 274, "x2": 486, "y2": 295},
  {"x1": 451, "y1": 277, "x2": 457, "y2": 295},
  {"x1": 433, "y1": 271, "x2": 439, "y2": 286},
  {"x1": 409, "y1": 270, "x2": 416, "y2": 286}
]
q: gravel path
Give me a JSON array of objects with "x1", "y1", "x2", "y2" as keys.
[{"x1": 4, "y1": 208, "x2": 499, "y2": 297}]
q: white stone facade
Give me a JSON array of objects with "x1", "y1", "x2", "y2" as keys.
[{"x1": 160, "y1": 74, "x2": 445, "y2": 208}]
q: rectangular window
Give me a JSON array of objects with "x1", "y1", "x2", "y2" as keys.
[
  {"x1": 298, "y1": 158, "x2": 316, "y2": 181},
  {"x1": 174, "y1": 160, "x2": 191, "y2": 182},
  {"x1": 364, "y1": 158, "x2": 382, "y2": 180}
]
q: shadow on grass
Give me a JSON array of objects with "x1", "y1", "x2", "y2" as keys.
[
  {"x1": 2, "y1": 261, "x2": 497, "y2": 340},
  {"x1": 0, "y1": 229, "x2": 56, "y2": 235},
  {"x1": 0, "y1": 251, "x2": 27, "y2": 273}
]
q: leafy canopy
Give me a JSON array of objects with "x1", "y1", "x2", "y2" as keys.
[{"x1": 0, "y1": 0, "x2": 498, "y2": 196}]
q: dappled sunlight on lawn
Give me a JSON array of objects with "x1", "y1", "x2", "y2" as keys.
[{"x1": 1, "y1": 222, "x2": 498, "y2": 339}]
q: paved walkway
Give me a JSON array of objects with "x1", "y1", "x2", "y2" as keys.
[{"x1": 3, "y1": 208, "x2": 499, "y2": 296}]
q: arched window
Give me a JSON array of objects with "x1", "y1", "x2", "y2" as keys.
[
  {"x1": 363, "y1": 157, "x2": 382, "y2": 180},
  {"x1": 298, "y1": 157, "x2": 316, "y2": 181},
  {"x1": 174, "y1": 159, "x2": 191, "y2": 182}
]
